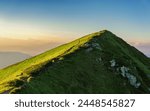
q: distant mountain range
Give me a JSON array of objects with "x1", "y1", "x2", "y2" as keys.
[
  {"x1": 0, "y1": 30, "x2": 150, "y2": 94},
  {"x1": 0, "y1": 52, "x2": 30, "y2": 69}
]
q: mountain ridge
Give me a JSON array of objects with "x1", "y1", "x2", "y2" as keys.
[
  {"x1": 0, "y1": 52, "x2": 30, "y2": 69},
  {"x1": 0, "y1": 30, "x2": 150, "y2": 94}
]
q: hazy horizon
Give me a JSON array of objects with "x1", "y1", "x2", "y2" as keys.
[
  {"x1": 0, "y1": 33, "x2": 150, "y2": 57},
  {"x1": 0, "y1": 0, "x2": 150, "y2": 57}
]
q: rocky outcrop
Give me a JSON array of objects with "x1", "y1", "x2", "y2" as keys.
[
  {"x1": 109, "y1": 60, "x2": 141, "y2": 88},
  {"x1": 83, "y1": 42, "x2": 102, "y2": 52},
  {"x1": 120, "y1": 66, "x2": 141, "y2": 88}
]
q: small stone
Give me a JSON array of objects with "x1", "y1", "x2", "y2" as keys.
[{"x1": 110, "y1": 59, "x2": 116, "y2": 67}]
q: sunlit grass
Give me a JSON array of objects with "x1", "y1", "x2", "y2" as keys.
[{"x1": 0, "y1": 31, "x2": 102, "y2": 93}]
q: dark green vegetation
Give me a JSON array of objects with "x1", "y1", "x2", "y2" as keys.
[{"x1": 0, "y1": 30, "x2": 150, "y2": 94}]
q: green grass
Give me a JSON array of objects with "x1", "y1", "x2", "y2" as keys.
[
  {"x1": 0, "y1": 30, "x2": 150, "y2": 94},
  {"x1": 0, "y1": 31, "x2": 104, "y2": 93},
  {"x1": 16, "y1": 49, "x2": 133, "y2": 93}
]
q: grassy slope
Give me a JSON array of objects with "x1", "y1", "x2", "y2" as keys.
[
  {"x1": 98, "y1": 32, "x2": 150, "y2": 91},
  {"x1": 0, "y1": 31, "x2": 103, "y2": 93},
  {"x1": 0, "y1": 30, "x2": 150, "y2": 93}
]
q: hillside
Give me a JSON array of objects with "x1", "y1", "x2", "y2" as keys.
[
  {"x1": 0, "y1": 30, "x2": 150, "y2": 94},
  {"x1": 0, "y1": 52, "x2": 30, "y2": 69}
]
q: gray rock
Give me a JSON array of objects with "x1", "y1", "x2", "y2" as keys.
[
  {"x1": 125, "y1": 72, "x2": 141, "y2": 88},
  {"x1": 92, "y1": 43, "x2": 102, "y2": 50},
  {"x1": 110, "y1": 59, "x2": 116, "y2": 67},
  {"x1": 120, "y1": 66, "x2": 141, "y2": 88},
  {"x1": 120, "y1": 66, "x2": 129, "y2": 77},
  {"x1": 126, "y1": 73, "x2": 137, "y2": 86}
]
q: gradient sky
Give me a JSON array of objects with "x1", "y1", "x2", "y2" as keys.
[{"x1": 0, "y1": 0, "x2": 150, "y2": 56}]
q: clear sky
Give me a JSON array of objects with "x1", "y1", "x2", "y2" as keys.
[{"x1": 0, "y1": 0, "x2": 150, "y2": 56}]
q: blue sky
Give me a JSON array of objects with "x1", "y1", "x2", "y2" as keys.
[{"x1": 0, "y1": 0, "x2": 149, "y2": 56}]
